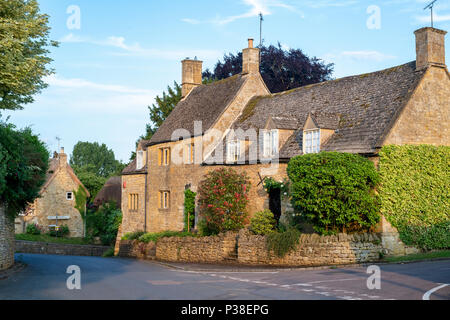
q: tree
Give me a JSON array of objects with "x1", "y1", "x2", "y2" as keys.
[
  {"x1": 73, "y1": 167, "x2": 107, "y2": 200},
  {"x1": 141, "y1": 81, "x2": 182, "y2": 141},
  {"x1": 0, "y1": 0, "x2": 58, "y2": 110},
  {"x1": 70, "y1": 142, "x2": 125, "y2": 178},
  {"x1": 287, "y1": 152, "x2": 380, "y2": 234},
  {"x1": 0, "y1": 120, "x2": 49, "y2": 218},
  {"x1": 203, "y1": 43, "x2": 334, "y2": 93}
]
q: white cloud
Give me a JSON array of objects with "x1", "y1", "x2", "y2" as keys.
[
  {"x1": 323, "y1": 50, "x2": 396, "y2": 62},
  {"x1": 415, "y1": 13, "x2": 450, "y2": 23},
  {"x1": 60, "y1": 33, "x2": 221, "y2": 61},
  {"x1": 183, "y1": 0, "x2": 304, "y2": 26}
]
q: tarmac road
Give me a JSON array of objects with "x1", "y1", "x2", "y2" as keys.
[{"x1": 0, "y1": 254, "x2": 449, "y2": 300}]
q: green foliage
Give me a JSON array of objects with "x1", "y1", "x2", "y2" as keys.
[
  {"x1": 49, "y1": 225, "x2": 70, "y2": 238},
  {"x1": 399, "y1": 222, "x2": 450, "y2": 250},
  {"x1": 184, "y1": 189, "x2": 196, "y2": 232},
  {"x1": 378, "y1": 145, "x2": 449, "y2": 228},
  {"x1": 0, "y1": 121, "x2": 49, "y2": 218},
  {"x1": 16, "y1": 233, "x2": 92, "y2": 245},
  {"x1": 0, "y1": 0, "x2": 58, "y2": 110},
  {"x1": 287, "y1": 152, "x2": 381, "y2": 234},
  {"x1": 250, "y1": 210, "x2": 277, "y2": 235},
  {"x1": 122, "y1": 231, "x2": 146, "y2": 241},
  {"x1": 26, "y1": 223, "x2": 42, "y2": 235},
  {"x1": 263, "y1": 178, "x2": 290, "y2": 197},
  {"x1": 102, "y1": 247, "x2": 115, "y2": 258},
  {"x1": 70, "y1": 142, "x2": 125, "y2": 178},
  {"x1": 266, "y1": 229, "x2": 302, "y2": 258},
  {"x1": 73, "y1": 168, "x2": 107, "y2": 200},
  {"x1": 137, "y1": 231, "x2": 196, "y2": 243},
  {"x1": 198, "y1": 168, "x2": 250, "y2": 235},
  {"x1": 87, "y1": 202, "x2": 122, "y2": 246}
]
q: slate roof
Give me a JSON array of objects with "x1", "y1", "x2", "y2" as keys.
[
  {"x1": 148, "y1": 75, "x2": 247, "y2": 146},
  {"x1": 122, "y1": 158, "x2": 147, "y2": 175},
  {"x1": 237, "y1": 61, "x2": 426, "y2": 156}
]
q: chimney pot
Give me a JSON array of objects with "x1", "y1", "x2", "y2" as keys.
[
  {"x1": 414, "y1": 27, "x2": 447, "y2": 70},
  {"x1": 248, "y1": 38, "x2": 254, "y2": 48}
]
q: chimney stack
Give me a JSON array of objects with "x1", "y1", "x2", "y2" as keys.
[
  {"x1": 414, "y1": 27, "x2": 447, "y2": 70},
  {"x1": 242, "y1": 38, "x2": 260, "y2": 74},
  {"x1": 182, "y1": 57, "x2": 203, "y2": 98},
  {"x1": 58, "y1": 147, "x2": 67, "y2": 167}
]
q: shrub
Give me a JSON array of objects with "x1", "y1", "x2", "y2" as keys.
[
  {"x1": 102, "y1": 248, "x2": 115, "y2": 258},
  {"x1": 184, "y1": 189, "x2": 196, "y2": 232},
  {"x1": 287, "y1": 152, "x2": 380, "y2": 234},
  {"x1": 122, "y1": 231, "x2": 145, "y2": 241},
  {"x1": 378, "y1": 145, "x2": 450, "y2": 249},
  {"x1": 49, "y1": 225, "x2": 70, "y2": 238},
  {"x1": 138, "y1": 231, "x2": 195, "y2": 243},
  {"x1": 87, "y1": 202, "x2": 122, "y2": 246},
  {"x1": 266, "y1": 229, "x2": 302, "y2": 258},
  {"x1": 26, "y1": 223, "x2": 42, "y2": 235},
  {"x1": 250, "y1": 210, "x2": 277, "y2": 235},
  {"x1": 198, "y1": 168, "x2": 250, "y2": 235}
]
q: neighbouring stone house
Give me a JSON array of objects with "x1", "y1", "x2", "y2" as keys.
[
  {"x1": 15, "y1": 148, "x2": 90, "y2": 237},
  {"x1": 119, "y1": 27, "x2": 449, "y2": 239}
]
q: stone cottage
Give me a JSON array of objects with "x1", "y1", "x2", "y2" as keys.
[
  {"x1": 119, "y1": 27, "x2": 449, "y2": 238},
  {"x1": 15, "y1": 148, "x2": 90, "y2": 237}
]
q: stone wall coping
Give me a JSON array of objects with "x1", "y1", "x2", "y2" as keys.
[{"x1": 15, "y1": 240, "x2": 111, "y2": 250}]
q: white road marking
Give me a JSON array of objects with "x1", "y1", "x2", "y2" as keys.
[
  {"x1": 307, "y1": 278, "x2": 361, "y2": 284},
  {"x1": 423, "y1": 284, "x2": 449, "y2": 300}
]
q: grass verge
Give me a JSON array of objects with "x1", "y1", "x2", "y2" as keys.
[
  {"x1": 15, "y1": 234, "x2": 94, "y2": 245},
  {"x1": 383, "y1": 250, "x2": 450, "y2": 263}
]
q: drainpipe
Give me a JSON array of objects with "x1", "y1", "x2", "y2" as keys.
[{"x1": 144, "y1": 167, "x2": 148, "y2": 233}]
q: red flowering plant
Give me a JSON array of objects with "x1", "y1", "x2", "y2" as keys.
[{"x1": 198, "y1": 168, "x2": 251, "y2": 235}]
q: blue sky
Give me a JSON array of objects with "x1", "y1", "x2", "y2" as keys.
[{"x1": 3, "y1": 0, "x2": 450, "y2": 162}]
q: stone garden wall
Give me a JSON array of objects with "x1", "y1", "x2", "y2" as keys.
[
  {"x1": 15, "y1": 241, "x2": 111, "y2": 257},
  {"x1": 116, "y1": 229, "x2": 413, "y2": 267},
  {"x1": 0, "y1": 205, "x2": 14, "y2": 271}
]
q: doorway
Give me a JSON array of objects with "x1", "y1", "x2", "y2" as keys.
[{"x1": 269, "y1": 189, "x2": 282, "y2": 224}]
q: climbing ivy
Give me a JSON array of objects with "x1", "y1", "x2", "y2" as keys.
[
  {"x1": 378, "y1": 145, "x2": 450, "y2": 249},
  {"x1": 184, "y1": 189, "x2": 196, "y2": 232}
]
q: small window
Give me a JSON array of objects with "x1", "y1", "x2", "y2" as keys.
[
  {"x1": 263, "y1": 130, "x2": 279, "y2": 157},
  {"x1": 136, "y1": 151, "x2": 144, "y2": 170},
  {"x1": 186, "y1": 143, "x2": 195, "y2": 164},
  {"x1": 303, "y1": 129, "x2": 320, "y2": 154},
  {"x1": 159, "y1": 148, "x2": 170, "y2": 166},
  {"x1": 159, "y1": 191, "x2": 170, "y2": 209},
  {"x1": 66, "y1": 192, "x2": 73, "y2": 200},
  {"x1": 128, "y1": 194, "x2": 139, "y2": 211},
  {"x1": 227, "y1": 141, "x2": 241, "y2": 162}
]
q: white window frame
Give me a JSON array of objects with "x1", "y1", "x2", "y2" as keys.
[
  {"x1": 263, "y1": 130, "x2": 279, "y2": 158},
  {"x1": 66, "y1": 192, "x2": 73, "y2": 201},
  {"x1": 160, "y1": 191, "x2": 170, "y2": 209},
  {"x1": 185, "y1": 143, "x2": 195, "y2": 164},
  {"x1": 136, "y1": 150, "x2": 144, "y2": 170},
  {"x1": 227, "y1": 140, "x2": 241, "y2": 163},
  {"x1": 303, "y1": 129, "x2": 321, "y2": 154}
]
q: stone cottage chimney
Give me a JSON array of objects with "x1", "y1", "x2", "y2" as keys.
[
  {"x1": 58, "y1": 147, "x2": 68, "y2": 167},
  {"x1": 415, "y1": 27, "x2": 447, "y2": 70},
  {"x1": 181, "y1": 57, "x2": 203, "y2": 98},
  {"x1": 242, "y1": 38, "x2": 260, "y2": 74}
]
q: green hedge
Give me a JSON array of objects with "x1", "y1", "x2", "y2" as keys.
[
  {"x1": 287, "y1": 152, "x2": 380, "y2": 234},
  {"x1": 379, "y1": 145, "x2": 450, "y2": 249}
]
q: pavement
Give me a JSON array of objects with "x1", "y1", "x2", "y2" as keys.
[{"x1": 0, "y1": 253, "x2": 449, "y2": 300}]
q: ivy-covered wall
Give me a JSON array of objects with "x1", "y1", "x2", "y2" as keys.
[{"x1": 378, "y1": 145, "x2": 450, "y2": 249}]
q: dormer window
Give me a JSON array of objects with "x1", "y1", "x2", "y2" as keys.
[
  {"x1": 263, "y1": 130, "x2": 279, "y2": 157},
  {"x1": 303, "y1": 129, "x2": 320, "y2": 154},
  {"x1": 227, "y1": 140, "x2": 241, "y2": 162},
  {"x1": 136, "y1": 151, "x2": 144, "y2": 170}
]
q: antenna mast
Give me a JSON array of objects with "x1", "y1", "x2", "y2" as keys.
[
  {"x1": 55, "y1": 136, "x2": 61, "y2": 152},
  {"x1": 424, "y1": 0, "x2": 438, "y2": 28},
  {"x1": 259, "y1": 12, "x2": 264, "y2": 47}
]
